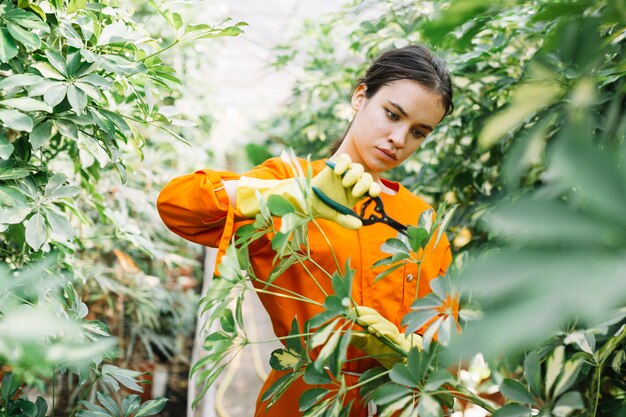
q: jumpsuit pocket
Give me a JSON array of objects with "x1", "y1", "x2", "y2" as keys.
[{"x1": 397, "y1": 262, "x2": 419, "y2": 324}]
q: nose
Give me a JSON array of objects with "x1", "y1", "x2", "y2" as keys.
[{"x1": 387, "y1": 126, "x2": 407, "y2": 149}]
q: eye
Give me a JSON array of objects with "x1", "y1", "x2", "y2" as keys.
[
  {"x1": 412, "y1": 128, "x2": 426, "y2": 139},
  {"x1": 385, "y1": 109, "x2": 399, "y2": 121}
]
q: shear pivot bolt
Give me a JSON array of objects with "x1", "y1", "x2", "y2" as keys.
[{"x1": 406, "y1": 274, "x2": 414, "y2": 282}]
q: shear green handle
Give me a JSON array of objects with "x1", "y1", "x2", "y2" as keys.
[
  {"x1": 311, "y1": 186, "x2": 358, "y2": 217},
  {"x1": 310, "y1": 160, "x2": 360, "y2": 218}
]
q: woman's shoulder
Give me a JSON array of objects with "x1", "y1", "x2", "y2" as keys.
[{"x1": 255, "y1": 155, "x2": 327, "y2": 176}]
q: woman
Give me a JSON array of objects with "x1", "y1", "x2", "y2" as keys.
[{"x1": 157, "y1": 45, "x2": 454, "y2": 416}]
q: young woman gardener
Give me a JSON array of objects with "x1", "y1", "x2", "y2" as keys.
[{"x1": 157, "y1": 45, "x2": 454, "y2": 416}]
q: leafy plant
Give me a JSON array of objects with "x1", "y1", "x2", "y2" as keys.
[{"x1": 0, "y1": 0, "x2": 245, "y2": 413}]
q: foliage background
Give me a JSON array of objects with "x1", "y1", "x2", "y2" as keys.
[{"x1": 1, "y1": 0, "x2": 624, "y2": 415}]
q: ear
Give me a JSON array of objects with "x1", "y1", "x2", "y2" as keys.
[{"x1": 351, "y1": 83, "x2": 367, "y2": 111}]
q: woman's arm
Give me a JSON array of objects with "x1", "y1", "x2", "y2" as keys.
[
  {"x1": 157, "y1": 169, "x2": 241, "y2": 248},
  {"x1": 156, "y1": 157, "x2": 290, "y2": 248}
]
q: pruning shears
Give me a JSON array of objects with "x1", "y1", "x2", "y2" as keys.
[{"x1": 312, "y1": 161, "x2": 408, "y2": 236}]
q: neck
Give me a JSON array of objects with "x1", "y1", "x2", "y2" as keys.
[{"x1": 331, "y1": 138, "x2": 380, "y2": 182}]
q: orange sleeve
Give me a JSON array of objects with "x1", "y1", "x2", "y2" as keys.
[{"x1": 156, "y1": 157, "x2": 291, "y2": 248}]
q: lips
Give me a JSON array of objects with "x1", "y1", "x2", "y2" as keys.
[{"x1": 377, "y1": 147, "x2": 397, "y2": 161}]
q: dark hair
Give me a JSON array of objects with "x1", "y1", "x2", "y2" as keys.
[{"x1": 329, "y1": 45, "x2": 453, "y2": 155}]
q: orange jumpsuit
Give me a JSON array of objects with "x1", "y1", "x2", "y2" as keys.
[{"x1": 157, "y1": 157, "x2": 451, "y2": 416}]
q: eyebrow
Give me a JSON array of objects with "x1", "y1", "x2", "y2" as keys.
[{"x1": 388, "y1": 100, "x2": 434, "y2": 132}]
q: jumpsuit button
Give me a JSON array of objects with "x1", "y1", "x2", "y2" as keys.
[{"x1": 406, "y1": 274, "x2": 414, "y2": 282}]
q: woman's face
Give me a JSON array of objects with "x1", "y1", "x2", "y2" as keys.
[{"x1": 336, "y1": 79, "x2": 446, "y2": 180}]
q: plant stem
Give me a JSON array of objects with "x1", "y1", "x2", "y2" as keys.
[
  {"x1": 346, "y1": 369, "x2": 391, "y2": 391},
  {"x1": 51, "y1": 370, "x2": 55, "y2": 417},
  {"x1": 591, "y1": 323, "x2": 626, "y2": 416},
  {"x1": 249, "y1": 332, "x2": 317, "y2": 345},
  {"x1": 68, "y1": 375, "x2": 99, "y2": 417},
  {"x1": 140, "y1": 39, "x2": 180, "y2": 62},
  {"x1": 311, "y1": 219, "x2": 341, "y2": 272},
  {"x1": 288, "y1": 246, "x2": 328, "y2": 297},
  {"x1": 441, "y1": 386, "x2": 497, "y2": 414},
  {"x1": 253, "y1": 288, "x2": 323, "y2": 307},
  {"x1": 247, "y1": 277, "x2": 321, "y2": 306}
]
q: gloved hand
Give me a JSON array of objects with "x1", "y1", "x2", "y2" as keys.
[
  {"x1": 236, "y1": 154, "x2": 381, "y2": 229},
  {"x1": 350, "y1": 305, "x2": 423, "y2": 369}
]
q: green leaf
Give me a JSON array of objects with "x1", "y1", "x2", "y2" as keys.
[
  {"x1": 524, "y1": 351, "x2": 542, "y2": 398},
  {"x1": 172, "y1": 12, "x2": 183, "y2": 30},
  {"x1": 67, "y1": 0, "x2": 87, "y2": 14},
  {"x1": 552, "y1": 391, "x2": 584, "y2": 417},
  {"x1": 101, "y1": 365, "x2": 143, "y2": 393},
  {"x1": 417, "y1": 393, "x2": 443, "y2": 417},
  {"x1": 553, "y1": 359, "x2": 583, "y2": 398},
  {"x1": 1, "y1": 373, "x2": 20, "y2": 402},
  {"x1": 0, "y1": 73, "x2": 43, "y2": 89},
  {"x1": 25, "y1": 212, "x2": 47, "y2": 250},
  {"x1": 32, "y1": 62, "x2": 66, "y2": 80},
  {"x1": 545, "y1": 346, "x2": 564, "y2": 398},
  {"x1": 67, "y1": 84, "x2": 88, "y2": 114},
  {"x1": 407, "y1": 226, "x2": 429, "y2": 252},
  {"x1": 270, "y1": 349, "x2": 301, "y2": 371},
  {"x1": 74, "y1": 81, "x2": 101, "y2": 100},
  {"x1": 0, "y1": 160, "x2": 32, "y2": 180},
  {"x1": 79, "y1": 73, "x2": 110, "y2": 88},
  {"x1": 390, "y1": 363, "x2": 420, "y2": 388},
  {"x1": 135, "y1": 398, "x2": 168, "y2": 417},
  {"x1": 0, "y1": 135, "x2": 13, "y2": 159},
  {"x1": 260, "y1": 370, "x2": 301, "y2": 406},
  {"x1": 303, "y1": 364, "x2": 332, "y2": 385},
  {"x1": 314, "y1": 329, "x2": 341, "y2": 370},
  {"x1": 310, "y1": 318, "x2": 341, "y2": 349},
  {"x1": 492, "y1": 404, "x2": 531, "y2": 417},
  {"x1": 5, "y1": 9, "x2": 48, "y2": 30},
  {"x1": 96, "y1": 391, "x2": 120, "y2": 416},
  {"x1": 45, "y1": 49, "x2": 68, "y2": 77},
  {"x1": 418, "y1": 208, "x2": 434, "y2": 233},
  {"x1": 402, "y1": 309, "x2": 438, "y2": 334},
  {"x1": 299, "y1": 388, "x2": 329, "y2": 412},
  {"x1": 29, "y1": 121, "x2": 53, "y2": 149},
  {"x1": 374, "y1": 263, "x2": 404, "y2": 282},
  {"x1": 0, "y1": 28, "x2": 18, "y2": 63},
  {"x1": 424, "y1": 369, "x2": 454, "y2": 391},
  {"x1": 422, "y1": 0, "x2": 491, "y2": 44},
  {"x1": 121, "y1": 395, "x2": 141, "y2": 417},
  {"x1": 381, "y1": 238, "x2": 410, "y2": 255},
  {"x1": 479, "y1": 82, "x2": 562, "y2": 149},
  {"x1": 219, "y1": 309, "x2": 235, "y2": 333},
  {"x1": 46, "y1": 210, "x2": 75, "y2": 240},
  {"x1": 43, "y1": 83, "x2": 68, "y2": 107},
  {"x1": 98, "y1": 109, "x2": 132, "y2": 135},
  {"x1": 6, "y1": 22, "x2": 40, "y2": 49},
  {"x1": 56, "y1": 119, "x2": 78, "y2": 140},
  {"x1": 267, "y1": 194, "x2": 296, "y2": 216},
  {"x1": 65, "y1": 50, "x2": 83, "y2": 77},
  {"x1": 0, "y1": 97, "x2": 52, "y2": 112},
  {"x1": 266, "y1": 253, "x2": 296, "y2": 284},
  {"x1": 371, "y1": 384, "x2": 411, "y2": 406},
  {"x1": 434, "y1": 205, "x2": 457, "y2": 247},
  {"x1": 34, "y1": 396, "x2": 47, "y2": 417},
  {"x1": 0, "y1": 108, "x2": 33, "y2": 131},
  {"x1": 500, "y1": 378, "x2": 534, "y2": 404}
]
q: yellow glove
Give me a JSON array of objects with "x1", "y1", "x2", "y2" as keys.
[
  {"x1": 236, "y1": 154, "x2": 381, "y2": 229},
  {"x1": 350, "y1": 306, "x2": 423, "y2": 369}
]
